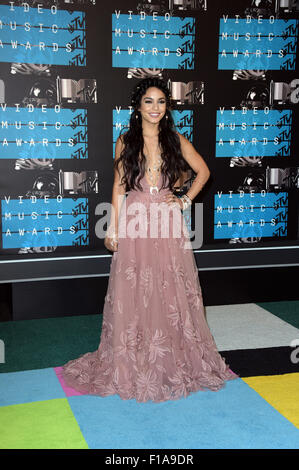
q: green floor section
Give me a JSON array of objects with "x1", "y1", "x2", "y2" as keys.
[
  {"x1": 256, "y1": 301, "x2": 299, "y2": 329},
  {"x1": 0, "y1": 314, "x2": 103, "y2": 373},
  {"x1": 0, "y1": 399, "x2": 89, "y2": 449}
]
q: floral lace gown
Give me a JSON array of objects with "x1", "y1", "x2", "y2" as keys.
[{"x1": 62, "y1": 172, "x2": 237, "y2": 402}]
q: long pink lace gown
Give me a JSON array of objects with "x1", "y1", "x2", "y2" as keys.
[{"x1": 62, "y1": 172, "x2": 237, "y2": 402}]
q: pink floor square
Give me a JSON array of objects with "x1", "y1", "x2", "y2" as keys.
[{"x1": 54, "y1": 367, "x2": 88, "y2": 397}]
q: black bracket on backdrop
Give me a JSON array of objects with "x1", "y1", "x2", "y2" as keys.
[{"x1": 0, "y1": 246, "x2": 299, "y2": 284}]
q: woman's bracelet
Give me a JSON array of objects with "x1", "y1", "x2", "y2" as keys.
[{"x1": 179, "y1": 194, "x2": 192, "y2": 211}]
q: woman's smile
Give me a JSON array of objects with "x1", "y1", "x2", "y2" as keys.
[{"x1": 138, "y1": 87, "x2": 167, "y2": 124}]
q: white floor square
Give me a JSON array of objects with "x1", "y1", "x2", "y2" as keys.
[{"x1": 205, "y1": 303, "x2": 299, "y2": 351}]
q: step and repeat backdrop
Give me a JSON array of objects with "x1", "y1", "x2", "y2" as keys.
[{"x1": 0, "y1": 0, "x2": 299, "y2": 282}]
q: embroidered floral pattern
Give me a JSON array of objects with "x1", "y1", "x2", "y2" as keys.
[
  {"x1": 114, "y1": 331, "x2": 137, "y2": 362},
  {"x1": 148, "y1": 329, "x2": 171, "y2": 364},
  {"x1": 167, "y1": 296, "x2": 182, "y2": 330},
  {"x1": 117, "y1": 300, "x2": 124, "y2": 315},
  {"x1": 125, "y1": 260, "x2": 137, "y2": 289},
  {"x1": 62, "y1": 174, "x2": 237, "y2": 403},
  {"x1": 185, "y1": 278, "x2": 202, "y2": 310},
  {"x1": 140, "y1": 265, "x2": 153, "y2": 308},
  {"x1": 167, "y1": 256, "x2": 185, "y2": 284},
  {"x1": 136, "y1": 369, "x2": 160, "y2": 402}
]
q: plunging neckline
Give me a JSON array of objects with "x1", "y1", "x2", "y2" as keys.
[
  {"x1": 140, "y1": 153, "x2": 162, "y2": 188},
  {"x1": 144, "y1": 168, "x2": 162, "y2": 188}
]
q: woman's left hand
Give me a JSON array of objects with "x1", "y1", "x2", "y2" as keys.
[{"x1": 163, "y1": 194, "x2": 183, "y2": 210}]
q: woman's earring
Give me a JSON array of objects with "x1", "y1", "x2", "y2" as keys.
[{"x1": 166, "y1": 114, "x2": 168, "y2": 120}]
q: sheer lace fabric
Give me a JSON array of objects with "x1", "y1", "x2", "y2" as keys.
[{"x1": 62, "y1": 173, "x2": 237, "y2": 402}]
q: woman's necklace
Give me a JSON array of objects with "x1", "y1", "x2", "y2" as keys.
[{"x1": 144, "y1": 143, "x2": 162, "y2": 194}]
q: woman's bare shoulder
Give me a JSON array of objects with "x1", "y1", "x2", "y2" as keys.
[
  {"x1": 176, "y1": 131, "x2": 190, "y2": 146},
  {"x1": 176, "y1": 133, "x2": 193, "y2": 157}
]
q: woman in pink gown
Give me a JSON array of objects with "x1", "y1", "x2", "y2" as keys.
[{"x1": 62, "y1": 78, "x2": 237, "y2": 403}]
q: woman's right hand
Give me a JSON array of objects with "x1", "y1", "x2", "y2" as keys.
[{"x1": 104, "y1": 235, "x2": 118, "y2": 252}]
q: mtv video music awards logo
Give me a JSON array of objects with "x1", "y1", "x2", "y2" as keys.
[
  {"x1": 1, "y1": 196, "x2": 89, "y2": 249},
  {"x1": 0, "y1": 105, "x2": 88, "y2": 160},
  {"x1": 214, "y1": 192, "x2": 288, "y2": 239},
  {"x1": 113, "y1": 108, "x2": 193, "y2": 154},
  {"x1": 218, "y1": 16, "x2": 299, "y2": 70},
  {"x1": 112, "y1": 10, "x2": 195, "y2": 69},
  {"x1": 216, "y1": 108, "x2": 292, "y2": 158},
  {"x1": 0, "y1": 3, "x2": 86, "y2": 66}
]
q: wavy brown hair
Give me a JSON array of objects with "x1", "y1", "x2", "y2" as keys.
[{"x1": 114, "y1": 77, "x2": 189, "y2": 192}]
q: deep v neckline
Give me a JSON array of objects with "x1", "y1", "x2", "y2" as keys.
[
  {"x1": 139, "y1": 151, "x2": 162, "y2": 189},
  {"x1": 144, "y1": 170, "x2": 162, "y2": 188},
  {"x1": 144, "y1": 156, "x2": 162, "y2": 188}
]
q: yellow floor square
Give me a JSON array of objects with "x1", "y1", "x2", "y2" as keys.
[{"x1": 243, "y1": 373, "x2": 299, "y2": 430}]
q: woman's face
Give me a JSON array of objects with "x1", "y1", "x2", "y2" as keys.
[{"x1": 138, "y1": 87, "x2": 167, "y2": 125}]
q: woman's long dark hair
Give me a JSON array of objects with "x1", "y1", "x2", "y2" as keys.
[{"x1": 114, "y1": 77, "x2": 189, "y2": 192}]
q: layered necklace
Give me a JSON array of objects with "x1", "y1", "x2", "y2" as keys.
[{"x1": 144, "y1": 142, "x2": 162, "y2": 194}]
